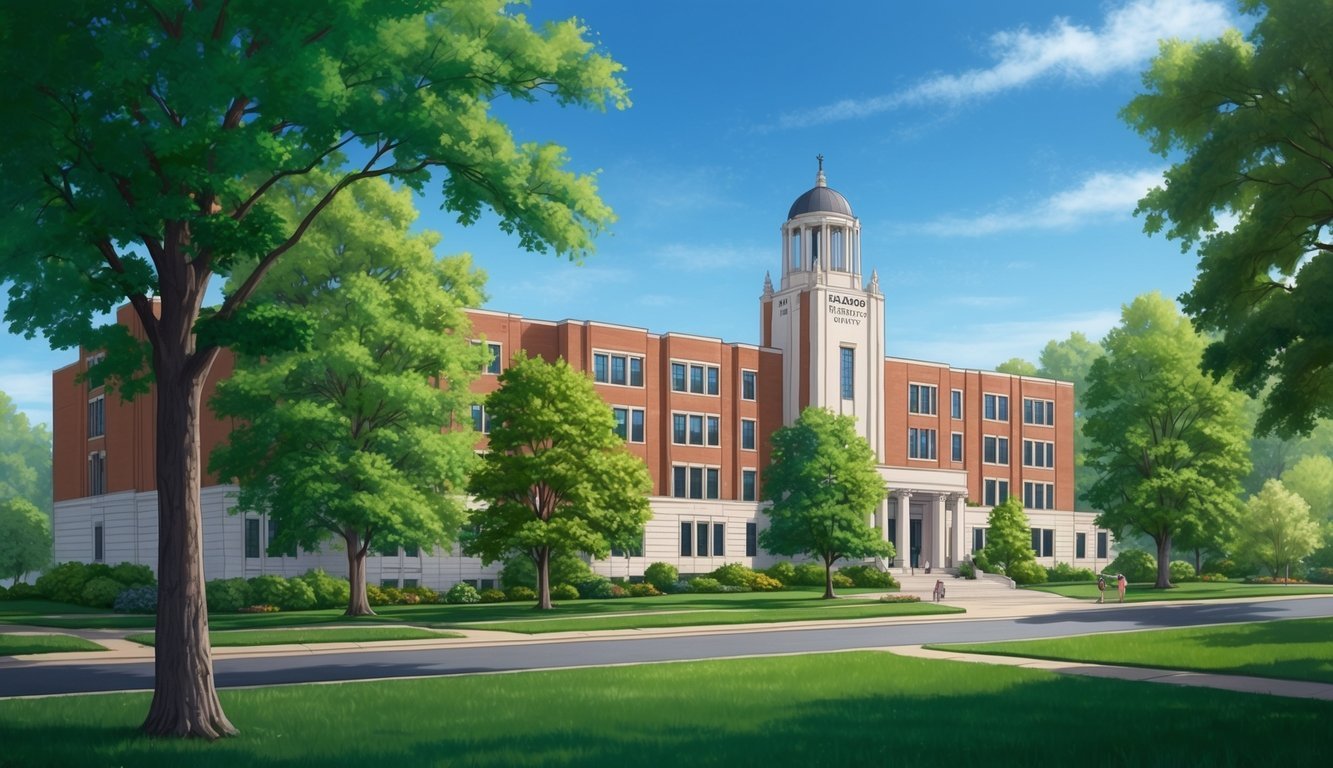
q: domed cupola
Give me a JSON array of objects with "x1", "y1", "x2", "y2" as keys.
[
  {"x1": 787, "y1": 157, "x2": 853, "y2": 219},
  {"x1": 779, "y1": 156, "x2": 862, "y2": 286}
]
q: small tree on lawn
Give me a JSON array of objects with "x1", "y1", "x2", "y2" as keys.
[
  {"x1": 980, "y1": 497, "x2": 1038, "y2": 579},
  {"x1": 760, "y1": 407, "x2": 892, "y2": 599},
  {"x1": 0, "y1": 498, "x2": 51, "y2": 584},
  {"x1": 1234, "y1": 479, "x2": 1320, "y2": 582},
  {"x1": 466, "y1": 354, "x2": 652, "y2": 610}
]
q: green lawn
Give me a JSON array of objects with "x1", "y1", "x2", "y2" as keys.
[
  {"x1": 125, "y1": 627, "x2": 462, "y2": 647},
  {"x1": 0, "y1": 633, "x2": 106, "y2": 656},
  {"x1": 1028, "y1": 579, "x2": 1333, "y2": 602},
  {"x1": 930, "y1": 616, "x2": 1333, "y2": 684},
  {"x1": 0, "y1": 652, "x2": 1326, "y2": 766},
  {"x1": 3, "y1": 589, "x2": 956, "y2": 633}
]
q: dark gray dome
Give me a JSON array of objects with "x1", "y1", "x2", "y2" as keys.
[{"x1": 787, "y1": 185, "x2": 853, "y2": 219}]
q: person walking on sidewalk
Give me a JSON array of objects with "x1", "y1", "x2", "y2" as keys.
[
  {"x1": 1097, "y1": 574, "x2": 1106, "y2": 603},
  {"x1": 1116, "y1": 573, "x2": 1127, "y2": 603}
]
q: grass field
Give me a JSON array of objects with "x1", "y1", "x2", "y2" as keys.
[
  {"x1": 124, "y1": 627, "x2": 462, "y2": 647},
  {"x1": 0, "y1": 652, "x2": 1326, "y2": 766},
  {"x1": 1028, "y1": 580, "x2": 1333, "y2": 602},
  {"x1": 930, "y1": 616, "x2": 1333, "y2": 684},
  {"x1": 0, "y1": 633, "x2": 106, "y2": 656}
]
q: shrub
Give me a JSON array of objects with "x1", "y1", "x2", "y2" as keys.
[
  {"x1": 113, "y1": 585, "x2": 158, "y2": 613},
  {"x1": 505, "y1": 585, "x2": 537, "y2": 602},
  {"x1": 248, "y1": 574, "x2": 316, "y2": 611},
  {"x1": 1200, "y1": 573, "x2": 1230, "y2": 582},
  {"x1": 3, "y1": 582, "x2": 41, "y2": 600},
  {"x1": 972, "y1": 551, "x2": 992, "y2": 573},
  {"x1": 397, "y1": 591, "x2": 421, "y2": 605},
  {"x1": 549, "y1": 583, "x2": 580, "y2": 601},
  {"x1": 958, "y1": 561, "x2": 977, "y2": 580},
  {"x1": 366, "y1": 585, "x2": 392, "y2": 606},
  {"x1": 709, "y1": 563, "x2": 757, "y2": 588},
  {"x1": 688, "y1": 577, "x2": 723, "y2": 593},
  {"x1": 239, "y1": 604, "x2": 280, "y2": 613},
  {"x1": 500, "y1": 552, "x2": 591, "y2": 591},
  {"x1": 879, "y1": 594, "x2": 921, "y2": 603},
  {"x1": 830, "y1": 572, "x2": 853, "y2": 589},
  {"x1": 36, "y1": 562, "x2": 90, "y2": 604},
  {"x1": 748, "y1": 573, "x2": 785, "y2": 592},
  {"x1": 80, "y1": 576, "x2": 125, "y2": 609},
  {"x1": 627, "y1": 582, "x2": 661, "y2": 597},
  {"x1": 1169, "y1": 560, "x2": 1197, "y2": 583},
  {"x1": 574, "y1": 575, "x2": 616, "y2": 599},
  {"x1": 479, "y1": 588, "x2": 507, "y2": 603},
  {"x1": 0, "y1": 584, "x2": 6, "y2": 599},
  {"x1": 1046, "y1": 562, "x2": 1095, "y2": 582},
  {"x1": 1109, "y1": 550, "x2": 1157, "y2": 583},
  {"x1": 300, "y1": 569, "x2": 350, "y2": 609},
  {"x1": 1308, "y1": 567, "x2": 1333, "y2": 585},
  {"x1": 792, "y1": 563, "x2": 826, "y2": 587},
  {"x1": 379, "y1": 587, "x2": 405, "y2": 605},
  {"x1": 401, "y1": 586, "x2": 440, "y2": 604},
  {"x1": 445, "y1": 582, "x2": 481, "y2": 604},
  {"x1": 764, "y1": 561, "x2": 798, "y2": 585},
  {"x1": 838, "y1": 564, "x2": 897, "y2": 589},
  {"x1": 643, "y1": 562, "x2": 679, "y2": 593},
  {"x1": 670, "y1": 580, "x2": 693, "y2": 593},
  {"x1": 108, "y1": 563, "x2": 156, "y2": 588},
  {"x1": 1007, "y1": 559, "x2": 1048, "y2": 586},
  {"x1": 1203, "y1": 557, "x2": 1240, "y2": 578},
  {"x1": 206, "y1": 578, "x2": 251, "y2": 613}
]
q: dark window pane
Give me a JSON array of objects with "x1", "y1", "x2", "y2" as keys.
[
  {"x1": 673, "y1": 466, "x2": 686, "y2": 498},
  {"x1": 713, "y1": 523, "x2": 725, "y2": 557},
  {"x1": 746, "y1": 522, "x2": 757, "y2": 557},
  {"x1": 697, "y1": 521, "x2": 709, "y2": 556},
  {"x1": 680, "y1": 522, "x2": 692, "y2": 556},
  {"x1": 630, "y1": 357, "x2": 643, "y2": 387},
  {"x1": 611, "y1": 355, "x2": 627, "y2": 386}
]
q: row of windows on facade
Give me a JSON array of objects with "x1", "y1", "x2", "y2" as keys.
[
  {"x1": 907, "y1": 386, "x2": 1056, "y2": 426},
  {"x1": 679, "y1": 520, "x2": 759, "y2": 558},
  {"x1": 670, "y1": 465, "x2": 759, "y2": 502},
  {"x1": 470, "y1": 403, "x2": 758, "y2": 453},
  {"x1": 981, "y1": 479, "x2": 1058, "y2": 510},
  {"x1": 970, "y1": 528, "x2": 1109, "y2": 559},
  {"x1": 905, "y1": 430, "x2": 1055, "y2": 468}
]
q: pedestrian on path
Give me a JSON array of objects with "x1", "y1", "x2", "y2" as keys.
[
  {"x1": 1116, "y1": 573, "x2": 1127, "y2": 603},
  {"x1": 1097, "y1": 574, "x2": 1106, "y2": 603}
]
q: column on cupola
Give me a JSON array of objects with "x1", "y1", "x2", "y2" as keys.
[
  {"x1": 951, "y1": 494, "x2": 967, "y2": 567},
  {"x1": 895, "y1": 491, "x2": 911, "y2": 568}
]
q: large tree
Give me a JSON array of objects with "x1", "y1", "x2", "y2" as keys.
[
  {"x1": 1124, "y1": 0, "x2": 1333, "y2": 438},
  {"x1": 760, "y1": 407, "x2": 892, "y2": 599},
  {"x1": 0, "y1": 2, "x2": 626, "y2": 738},
  {"x1": 1234, "y1": 479, "x2": 1320, "y2": 580},
  {"x1": 0, "y1": 498, "x2": 51, "y2": 584},
  {"x1": 1037, "y1": 332, "x2": 1105, "y2": 512},
  {"x1": 1084, "y1": 293, "x2": 1251, "y2": 589},
  {"x1": 210, "y1": 177, "x2": 484, "y2": 616},
  {"x1": 0, "y1": 391, "x2": 52, "y2": 513},
  {"x1": 1281, "y1": 454, "x2": 1333, "y2": 567},
  {"x1": 466, "y1": 354, "x2": 652, "y2": 610},
  {"x1": 979, "y1": 497, "x2": 1038, "y2": 580}
]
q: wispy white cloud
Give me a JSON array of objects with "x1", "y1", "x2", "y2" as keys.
[
  {"x1": 777, "y1": 0, "x2": 1233, "y2": 129},
  {"x1": 916, "y1": 168, "x2": 1164, "y2": 236},
  {"x1": 892, "y1": 309, "x2": 1121, "y2": 371},
  {"x1": 653, "y1": 243, "x2": 770, "y2": 273}
]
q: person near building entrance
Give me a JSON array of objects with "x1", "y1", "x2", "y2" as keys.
[
  {"x1": 1116, "y1": 573, "x2": 1127, "y2": 603},
  {"x1": 933, "y1": 579, "x2": 945, "y2": 602},
  {"x1": 1096, "y1": 574, "x2": 1106, "y2": 603}
]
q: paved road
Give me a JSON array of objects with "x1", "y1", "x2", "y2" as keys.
[{"x1": 3, "y1": 596, "x2": 1330, "y2": 698}]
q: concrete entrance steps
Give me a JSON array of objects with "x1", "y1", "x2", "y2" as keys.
[{"x1": 892, "y1": 570, "x2": 1016, "y2": 602}]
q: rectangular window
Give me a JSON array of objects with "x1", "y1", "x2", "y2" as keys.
[
  {"x1": 972, "y1": 527, "x2": 987, "y2": 553},
  {"x1": 1029, "y1": 528, "x2": 1054, "y2": 557},
  {"x1": 742, "y1": 370, "x2": 757, "y2": 401},
  {"x1": 1097, "y1": 531, "x2": 1109, "y2": 559},
  {"x1": 611, "y1": 537, "x2": 644, "y2": 558},
  {"x1": 87, "y1": 396, "x2": 105, "y2": 438},
  {"x1": 630, "y1": 357, "x2": 643, "y2": 388},
  {"x1": 673, "y1": 413, "x2": 687, "y2": 444},
  {"x1": 486, "y1": 342, "x2": 502, "y2": 375},
  {"x1": 403, "y1": 578, "x2": 420, "y2": 589},
  {"x1": 689, "y1": 467, "x2": 704, "y2": 499},
  {"x1": 610, "y1": 355, "x2": 627, "y2": 386},
  {"x1": 908, "y1": 428, "x2": 937, "y2": 460},
  {"x1": 267, "y1": 518, "x2": 297, "y2": 557},
  {"x1": 707, "y1": 415, "x2": 720, "y2": 447},
  {"x1": 680, "y1": 522, "x2": 693, "y2": 556},
  {"x1": 707, "y1": 366, "x2": 719, "y2": 396},
  {"x1": 741, "y1": 419, "x2": 756, "y2": 451},
  {"x1": 713, "y1": 522, "x2": 725, "y2": 558},
  {"x1": 376, "y1": 540, "x2": 399, "y2": 557},
  {"x1": 741, "y1": 469, "x2": 757, "y2": 502},
  {"x1": 404, "y1": 544, "x2": 419, "y2": 558},
  {"x1": 983, "y1": 393, "x2": 1009, "y2": 421},
  {"x1": 908, "y1": 384, "x2": 938, "y2": 415},
  {"x1": 1023, "y1": 481, "x2": 1054, "y2": 509},
  {"x1": 245, "y1": 518, "x2": 261, "y2": 559},
  {"x1": 471, "y1": 404, "x2": 491, "y2": 435},
  {"x1": 983, "y1": 479, "x2": 1010, "y2": 507},
  {"x1": 631, "y1": 409, "x2": 645, "y2": 443},
  {"x1": 594, "y1": 352, "x2": 608, "y2": 383},
  {"x1": 1023, "y1": 440, "x2": 1055, "y2": 469},
  {"x1": 950, "y1": 432, "x2": 963, "y2": 462},
  {"x1": 1076, "y1": 532, "x2": 1087, "y2": 559},
  {"x1": 706, "y1": 468, "x2": 720, "y2": 500},
  {"x1": 613, "y1": 407, "x2": 629, "y2": 440},
  {"x1": 1023, "y1": 398, "x2": 1055, "y2": 426},
  {"x1": 697, "y1": 521, "x2": 710, "y2": 557},
  {"x1": 983, "y1": 436, "x2": 1009, "y2": 465},
  {"x1": 746, "y1": 522, "x2": 757, "y2": 557},
  {"x1": 93, "y1": 522, "x2": 104, "y2": 563},
  {"x1": 951, "y1": 389, "x2": 963, "y2": 420},
  {"x1": 595, "y1": 352, "x2": 643, "y2": 387},
  {"x1": 381, "y1": 578, "x2": 400, "y2": 589},
  {"x1": 671, "y1": 362, "x2": 687, "y2": 392},
  {"x1": 840, "y1": 347, "x2": 855, "y2": 400},
  {"x1": 689, "y1": 365, "x2": 705, "y2": 394},
  {"x1": 88, "y1": 451, "x2": 106, "y2": 495},
  {"x1": 672, "y1": 466, "x2": 687, "y2": 498},
  {"x1": 688, "y1": 414, "x2": 704, "y2": 446}
]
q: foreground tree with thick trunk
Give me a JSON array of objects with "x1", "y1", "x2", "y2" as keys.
[
  {"x1": 0, "y1": 1, "x2": 626, "y2": 738},
  {"x1": 210, "y1": 177, "x2": 485, "y2": 617}
]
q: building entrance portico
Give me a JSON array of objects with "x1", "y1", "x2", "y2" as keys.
[{"x1": 875, "y1": 467, "x2": 968, "y2": 571}]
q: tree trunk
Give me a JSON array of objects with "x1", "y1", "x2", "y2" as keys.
[
  {"x1": 141, "y1": 326, "x2": 236, "y2": 739},
  {"x1": 822, "y1": 557, "x2": 835, "y2": 600},
  {"x1": 1193, "y1": 548, "x2": 1202, "y2": 575},
  {"x1": 1154, "y1": 533, "x2": 1173, "y2": 590},
  {"x1": 536, "y1": 548, "x2": 552, "y2": 610},
  {"x1": 344, "y1": 533, "x2": 375, "y2": 616}
]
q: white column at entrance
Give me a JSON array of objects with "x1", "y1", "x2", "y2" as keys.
[
  {"x1": 933, "y1": 494, "x2": 947, "y2": 569},
  {"x1": 896, "y1": 491, "x2": 911, "y2": 568},
  {"x1": 952, "y1": 494, "x2": 966, "y2": 567},
  {"x1": 879, "y1": 495, "x2": 889, "y2": 542}
]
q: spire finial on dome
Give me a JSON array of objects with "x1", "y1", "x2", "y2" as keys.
[{"x1": 816, "y1": 153, "x2": 826, "y2": 187}]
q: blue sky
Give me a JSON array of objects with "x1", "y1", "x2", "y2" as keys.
[{"x1": 0, "y1": 0, "x2": 1246, "y2": 427}]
